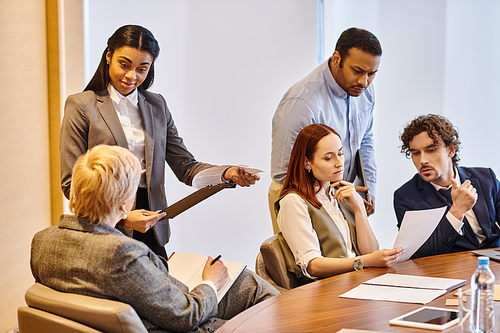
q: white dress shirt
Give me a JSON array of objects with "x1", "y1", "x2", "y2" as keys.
[{"x1": 108, "y1": 85, "x2": 147, "y2": 187}]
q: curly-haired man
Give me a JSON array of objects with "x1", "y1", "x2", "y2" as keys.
[{"x1": 394, "y1": 114, "x2": 500, "y2": 259}]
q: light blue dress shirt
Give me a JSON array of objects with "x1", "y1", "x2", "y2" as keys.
[{"x1": 271, "y1": 59, "x2": 377, "y2": 196}]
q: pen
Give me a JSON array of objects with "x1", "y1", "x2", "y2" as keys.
[{"x1": 211, "y1": 254, "x2": 222, "y2": 265}]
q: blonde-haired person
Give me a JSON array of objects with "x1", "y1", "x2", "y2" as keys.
[
  {"x1": 277, "y1": 124, "x2": 404, "y2": 285},
  {"x1": 69, "y1": 144, "x2": 141, "y2": 225},
  {"x1": 31, "y1": 145, "x2": 279, "y2": 333}
]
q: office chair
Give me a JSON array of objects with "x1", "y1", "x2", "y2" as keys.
[
  {"x1": 18, "y1": 283, "x2": 147, "y2": 333},
  {"x1": 255, "y1": 234, "x2": 300, "y2": 292}
]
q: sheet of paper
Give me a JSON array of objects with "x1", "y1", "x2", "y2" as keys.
[
  {"x1": 337, "y1": 328, "x2": 383, "y2": 333},
  {"x1": 365, "y1": 273, "x2": 466, "y2": 291},
  {"x1": 339, "y1": 284, "x2": 446, "y2": 304},
  {"x1": 168, "y1": 253, "x2": 207, "y2": 287},
  {"x1": 238, "y1": 166, "x2": 264, "y2": 174},
  {"x1": 393, "y1": 206, "x2": 447, "y2": 261},
  {"x1": 168, "y1": 252, "x2": 246, "y2": 303}
]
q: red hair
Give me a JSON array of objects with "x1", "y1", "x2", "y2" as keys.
[{"x1": 281, "y1": 124, "x2": 340, "y2": 209}]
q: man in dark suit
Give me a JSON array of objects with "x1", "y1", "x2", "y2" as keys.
[{"x1": 394, "y1": 114, "x2": 500, "y2": 259}]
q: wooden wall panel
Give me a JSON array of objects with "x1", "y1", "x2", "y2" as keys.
[
  {"x1": 0, "y1": 0, "x2": 51, "y2": 331},
  {"x1": 47, "y1": 0, "x2": 63, "y2": 226}
]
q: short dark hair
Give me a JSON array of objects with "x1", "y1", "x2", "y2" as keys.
[
  {"x1": 335, "y1": 27, "x2": 382, "y2": 67},
  {"x1": 400, "y1": 114, "x2": 461, "y2": 167},
  {"x1": 85, "y1": 25, "x2": 160, "y2": 93}
]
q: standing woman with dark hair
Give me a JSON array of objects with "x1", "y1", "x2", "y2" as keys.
[
  {"x1": 60, "y1": 25, "x2": 259, "y2": 258},
  {"x1": 276, "y1": 124, "x2": 404, "y2": 285}
]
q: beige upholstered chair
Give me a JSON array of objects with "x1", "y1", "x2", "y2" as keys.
[
  {"x1": 18, "y1": 283, "x2": 147, "y2": 333},
  {"x1": 255, "y1": 234, "x2": 300, "y2": 292}
]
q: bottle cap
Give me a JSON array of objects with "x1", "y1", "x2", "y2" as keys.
[{"x1": 478, "y1": 256, "x2": 490, "y2": 266}]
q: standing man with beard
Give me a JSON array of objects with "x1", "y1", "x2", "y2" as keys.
[
  {"x1": 270, "y1": 28, "x2": 381, "y2": 233},
  {"x1": 394, "y1": 114, "x2": 500, "y2": 259}
]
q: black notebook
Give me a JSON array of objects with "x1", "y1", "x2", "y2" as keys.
[{"x1": 352, "y1": 149, "x2": 368, "y2": 200}]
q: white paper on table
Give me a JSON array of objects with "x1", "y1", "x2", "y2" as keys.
[
  {"x1": 337, "y1": 328, "x2": 383, "y2": 333},
  {"x1": 393, "y1": 206, "x2": 447, "y2": 261},
  {"x1": 364, "y1": 273, "x2": 466, "y2": 292},
  {"x1": 339, "y1": 284, "x2": 446, "y2": 304}
]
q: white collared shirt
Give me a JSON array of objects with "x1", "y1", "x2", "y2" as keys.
[
  {"x1": 431, "y1": 167, "x2": 485, "y2": 243},
  {"x1": 107, "y1": 85, "x2": 147, "y2": 187}
]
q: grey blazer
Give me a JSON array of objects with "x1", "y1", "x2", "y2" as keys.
[
  {"x1": 30, "y1": 214, "x2": 218, "y2": 332},
  {"x1": 60, "y1": 90, "x2": 213, "y2": 246}
]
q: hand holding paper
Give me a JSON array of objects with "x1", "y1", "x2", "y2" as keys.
[
  {"x1": 393, "y1": 206, "x2": 447, "y2": 261},
  {"x1": 362, "y1": 248, "x2": 405, "y2": 268},
  {"x1": 223, "y1": 166, "x2": 263, "y2": 187}
]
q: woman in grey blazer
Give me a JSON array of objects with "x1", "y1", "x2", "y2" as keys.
[
  {"x1": 34, "y1": 145, "x2": 279, "y2": 332},
  {"x1": 60, "y1": 25, "x2": 259, "y2": 258}
]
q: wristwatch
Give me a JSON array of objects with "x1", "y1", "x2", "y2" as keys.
[{"x1": 353, "y1": 257, "x2": 364, "y2": 271}]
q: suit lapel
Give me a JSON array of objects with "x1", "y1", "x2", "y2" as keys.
[
  {"x1": 138, "y1": 92, "x2": 155, "y2": 187},
  {"x1": 417, "y1": 176, "x2": 448, "y2": 208},
  {"x1": 96, "y1": 93, "x2": 128, "y2": 148}
]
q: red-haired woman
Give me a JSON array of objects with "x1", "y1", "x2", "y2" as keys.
[{"x1": 277, "y1": 124, "x2": 404, "y2": 284}]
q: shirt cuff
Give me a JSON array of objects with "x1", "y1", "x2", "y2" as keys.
[
  {"x1": 200, "y1": 280, "x2": 218, "y2": 295},
  {"x1": 446, "y1": 211, "x2": 464, "y2": 235},
  {"x1": 298, "y1": 251, "x2": 322, "y2": 279},
  {"x1": 192, "y1": 165, "x2": 231, "y2": 189}
]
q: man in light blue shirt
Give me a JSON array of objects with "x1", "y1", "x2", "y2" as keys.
[{"x1": 270, "y1": 28, "x2": 381, "y2": 233}]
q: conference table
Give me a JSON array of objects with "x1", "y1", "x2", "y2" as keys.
[{"x1": 219, "y1": 250, "x2": 500, "y2": 332}]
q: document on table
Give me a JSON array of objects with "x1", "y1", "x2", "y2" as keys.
[
  {"x1": 337, "y1": 328, "x2": 383, "y2": 333},
  {"x1": 364, "y1": 274, "x2": 467, "y2": 292},
  {"x1": 393, "y1": 206, "x2": 447, "y2": 261},
  {"x1": 339, "y1": 273, "x2": 467, "y2": 304}
]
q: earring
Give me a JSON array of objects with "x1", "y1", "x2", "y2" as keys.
[
  {"x1": 307, "y1": 168, "x2": 311, "y2": 173},
  {"x1": 122, "y1": 210, "x2": 128, "y2": 220}
]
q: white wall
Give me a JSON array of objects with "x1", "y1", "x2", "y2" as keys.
[
  {"x1": 324, "y1": 0, "x2": 500, "y2": 249},
  {"x1": 86, "y1": 0, "x2": 500, "y2": 266},
  {"x1": 86, "y1": 0, "x2": 317, "y2": 267}
]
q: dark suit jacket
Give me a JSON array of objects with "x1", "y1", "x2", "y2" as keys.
[
  {"x1": 394, "y1": 166, "x2": 500, "y2": 259},
  {"x1": 30, "y1": 214, "x2": 218, "y2": 332},
  {"x1": 60, "y1": 90, "x2": 213, "y2": 246}
]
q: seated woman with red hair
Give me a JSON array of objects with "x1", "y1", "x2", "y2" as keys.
[{"x1": 277, "y1": 124, "x2": 404, "y2": 285}]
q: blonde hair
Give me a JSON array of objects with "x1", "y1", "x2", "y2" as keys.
[{"x1": 69, "y1": 145, "x2": 141, "y2": 224}]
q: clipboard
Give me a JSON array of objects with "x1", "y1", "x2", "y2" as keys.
[
  {"x1": 352, "y1": 149, "x2": 368, "y2": 200},
  {"x1": 160, "y1": 182, "x2": 236, "y2": 220}
]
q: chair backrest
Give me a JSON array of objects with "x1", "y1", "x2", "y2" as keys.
[
  {"x1": 18, "y1": 283, "x2": 148, "y2": 333},
  {"x1": 256, "y1": 234, "x2": 300, "y2": 291}
]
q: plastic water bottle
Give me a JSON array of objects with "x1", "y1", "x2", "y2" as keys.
[{"x1": 470, "y1": 256, "x2": 495, "y2": 333}]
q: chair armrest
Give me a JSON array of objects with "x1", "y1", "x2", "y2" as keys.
[{"x1": 25, "y1": 283, "x2": 147, "y2": 333}]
